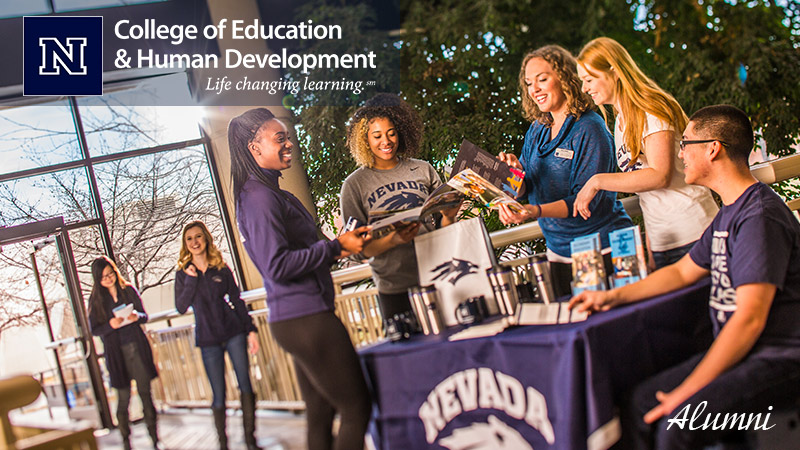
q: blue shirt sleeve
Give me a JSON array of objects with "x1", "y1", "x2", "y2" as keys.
[
  {"x1": 520, "y1": 125, "x2": 534, "y2": 199},
  {"x1": 562, "y1": 120, "x2": 616, "y2": 213},
  {"x1": 239, "y1": 186, "x2": 341, "y2": 282}
]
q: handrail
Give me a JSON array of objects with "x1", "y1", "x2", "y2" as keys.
[{"x1": 750, "y1": 153, "x2": 800, "y2": 184}]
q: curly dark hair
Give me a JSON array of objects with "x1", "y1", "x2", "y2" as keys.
[
  {"x1": 518, "y1": 45, "x2": 594, "y2": 126},
  {"x1": 346, "y1": 93, "x2": 424, "y2": 168}
]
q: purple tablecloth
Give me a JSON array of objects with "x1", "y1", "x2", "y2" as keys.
[{"x1": 359, "y1": 279, "x2": 713, "y2": 449}]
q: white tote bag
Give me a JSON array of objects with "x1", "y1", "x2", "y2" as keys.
[{"x1": 415, "y1": 217, "x2": 498, "y2": 326}]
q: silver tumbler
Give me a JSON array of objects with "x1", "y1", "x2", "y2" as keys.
[
  {"x1": 531, "y1": 254, "x2": 556, "y2": 304},
  {"x1": 486, "y1": 266, "x2": 520, "y2": 319},
  {"x1": 408, "y1": 285, "x2": 444, "y2": 335}
]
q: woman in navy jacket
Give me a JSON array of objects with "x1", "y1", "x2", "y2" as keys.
[
  {"x1": 88, "y1": 256, "x2": 159, "y2": 450},
  {"x1": 229, "y1": 107, "x2": 373, "y2": 450},
  {"x1": 175, "y1": 220, "x2": 260, "y2": 450}
]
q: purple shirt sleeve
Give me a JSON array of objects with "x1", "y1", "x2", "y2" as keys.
[
  {"x1": 730, "y1": 215, "x2": 792, "y2": 290},
  {"x1": 689, "y1": 221, "x2": 713, "y2": 270},
  {"x1": 223, "y1": 265, "x2": 258, "y2": 333},
  {"x1": 240, "y1": 186, "x2": 341, "y2": 282},
  {"x1": 174, "y1": 269, "x2": 198, "y2": 314}
]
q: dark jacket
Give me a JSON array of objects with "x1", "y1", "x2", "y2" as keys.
[
  {"x1": 88, "y1": 286, "x2": 158, "y2": 389},
  {"x1": 175, "y1": 265, "x2": 257, "y2": 347},
  {"x1": 236, "y1": 168, "x2": 342, "y2": 322}
]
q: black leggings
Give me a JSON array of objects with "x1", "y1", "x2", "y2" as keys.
[
  {"x1": 117, "y1": 342, "x2": 157, "y2": 439},
  {"x1": 270, "y1": 311, "x2": 371, "y2": 450}
]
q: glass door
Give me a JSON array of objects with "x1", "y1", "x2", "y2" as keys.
[{"x1": 0, "y1": 217, "x2": 112, "y2": 429}]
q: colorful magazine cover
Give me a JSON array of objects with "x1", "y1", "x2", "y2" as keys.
[
  {"x1": 451, "y1": 139, "x2": 525, "y2": 197},
  {"x1": 448, "y1": 168, "x2": 526, "y2": 214},
  {"x1": 609, "y1": 225, "x2": 648, "y2": 287},
  {"x1": 369, "y1": 167, "x2": 525, "y2": 237},
  {"x1": 368, "y1": 184, "x2": 466, "y2": 238},
  {"x1": 570, "y1": 233, "x2": 607, "y2": 295}
]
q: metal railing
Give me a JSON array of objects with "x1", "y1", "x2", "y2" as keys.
[{"x1": 146, "y1": 310, "x2": 304, "y2": 411}]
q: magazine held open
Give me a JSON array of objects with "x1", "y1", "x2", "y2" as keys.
[{"x1": 369, "y1": 140, "x2": 526, "y2": 238}]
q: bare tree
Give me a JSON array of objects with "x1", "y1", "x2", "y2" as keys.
[{"x1": 0, "y1": 101, "x2": 229, "y2": 334}]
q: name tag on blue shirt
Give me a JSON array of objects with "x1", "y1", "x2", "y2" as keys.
[{"x1": 555, "y1": 148, "x2": 574, "y2": 160}]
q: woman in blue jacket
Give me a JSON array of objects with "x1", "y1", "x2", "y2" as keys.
[
  {"x1": 175, "y1": 220, "x2": 260, "y2": 450},
  {"x1": 229, "y1": 107, "x2": 373, "y2": 450},
  {"x1": 88, "y1": 256, "x2": 159, "y2": 450}
]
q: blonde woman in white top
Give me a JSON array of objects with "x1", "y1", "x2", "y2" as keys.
[{"x1": 574, "y1": 37, "x2": 718, "y2": 269}]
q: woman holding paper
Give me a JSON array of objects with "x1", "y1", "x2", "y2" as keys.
[
  {"x1": 88, "y1": 256, "x2": 159, "y2": 450},
  {"x1": 229, "y1": 107, "x2": 372, "y2": 450},
  {"x1": 174, "y1": 220, "x2": 261, "y2": 450},
  {"x1": 341, "y1": 93, "x2": 454, "y2": 320},
  {"x1": 497, "y1": 45, "x2": 633, "y2": 297},
  {"x1": 574, "y1": 37, "x2": 718, "y2": 269}
]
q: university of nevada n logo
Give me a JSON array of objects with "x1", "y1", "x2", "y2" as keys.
[{"x1": 23, "y1": 16, "x2": 103, "y2": 96}]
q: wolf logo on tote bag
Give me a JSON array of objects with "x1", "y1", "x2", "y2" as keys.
[{"x1": 415, "y1": 217, "x2": 498, "y2": 326}]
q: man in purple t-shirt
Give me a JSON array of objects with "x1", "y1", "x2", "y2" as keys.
[{"x1": 569, "y1": 105, "x2": 800, "y2": 449}]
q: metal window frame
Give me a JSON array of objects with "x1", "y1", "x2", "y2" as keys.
[{"x1": 0, "y1": 77, "x2": 244, "y2": 283}]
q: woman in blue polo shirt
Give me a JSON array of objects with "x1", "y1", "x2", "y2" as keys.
[{"x1": 498, "y1": 45, "x2": 632, "y2": 296}]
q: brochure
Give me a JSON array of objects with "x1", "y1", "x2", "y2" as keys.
[
  {"x1": 112, "y1": 303, "x2": 137, "y2": 328},
  {"x1": 514, "y1": 302, "x2": 589, "y2": 325},
  {"x1": 570, "y1": 233, "x2": 607, "y2": 295},
  {"x1": 609, "y1": 225, "x2": 648, "y2": 288},
  {"x1": 451, "y1": 139, "x2": 525, "y2": 197}
]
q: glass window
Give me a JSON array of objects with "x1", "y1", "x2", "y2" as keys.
[
  {"x1": 0, "y1": 0, "x2": 50, "y2": 19},
  {"x1": 68, "y1": 225, "x2": 106, "y2": 294},
  {"x1": 0, "y1": 167, "x2": 94, "y2": 227},
  {"x1": 0, "y1": 101, "x2": 81, "y2": 175},
  {"x1": 77, "y1": 74, "x2": 203, "y2": 156},
  {"x1": 94, "y1": 146, "x2": 232, "y2": 294}
]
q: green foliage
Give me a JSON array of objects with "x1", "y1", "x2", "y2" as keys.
[
  {"x1": 285, "y1": 2, "x2": 402, "y2": 230},
  {"x1": 623, "y1": 0, "x2": 800, "y2": 156},
  {"x1": 290, "y1": 0, "x2": 800, "y2": 231},
  {"x1": 771, "y1": 179, "x2": 800, "y2": 202}
]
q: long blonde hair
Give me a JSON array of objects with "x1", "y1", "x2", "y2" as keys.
[
  {"x1": 177, "y1": 220, "x2": 226, "y2": 270},
  {"x1": 577, "y1": 37, "x2": 688, "y2": 163},
  {"x1": 518, "y1": 45, "x2": 594, "y2": 126}
]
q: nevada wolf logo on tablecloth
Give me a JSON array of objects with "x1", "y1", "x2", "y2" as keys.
[
  {"x1": 439, "y1": 416, "x2": 532, "y2": 450},
  {"x1": 419, "y1": 368, "x2": 555, "y2": 449},
  {"x1": 415, "y1": 217, "x2": 498, "y2": 326}
]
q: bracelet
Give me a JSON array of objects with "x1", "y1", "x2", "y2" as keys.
[{"x1": 532, "y1": 204, "x2": 542, "y2": 219}]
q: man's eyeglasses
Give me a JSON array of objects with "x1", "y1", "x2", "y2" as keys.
[{"x1": 679, "y1": 139, "x2": 728, "y2": 151}]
